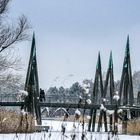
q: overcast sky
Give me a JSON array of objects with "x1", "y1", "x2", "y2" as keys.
[{"x1": 9, "y1": 0, "x2": 140, "y2": 88}]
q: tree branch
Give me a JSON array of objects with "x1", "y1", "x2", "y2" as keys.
[{"x1": 0, "y1": 15, "x2": 30, "y2": 52}]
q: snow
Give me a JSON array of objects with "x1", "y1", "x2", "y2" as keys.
[
  {"x1": 83, "y1": 83, "x2": 90, "y2": 89},
  {"x1": 18, "y1": 90, "x2": 28, "y2": 96},
  {"x1": 118, "y1": 109, "x2": 123, "y2": 113},
  {"x1": 85, "y1": 88, "x2": 90, "y2": 94},
  {"x1": 100, "y1": 104, "x2": 107, "y2": 111},
  {"x1": 75, "y1": 109, "x2": 81, "y2": 116},
  {"x1": 102, "y1": 98, "x2": 107, "y2": 102},
  {"x1": 21, "y1": 109, "x2": 28, "y2": 115},
  {"x1": 61, "y1": 122, "x2": 67, "y2": 128},
  {"x1": 16, "y1": 90, "x2": 28, "y2": 102},
  {"x1": 113, "y1": 91, "x2": 120, "y2": 101},
  {"x1": 79, "y1": 95, "x2": 82, "y2": 99},
  {"x1": 0, "y1": 120, "x2": 139, "y2": 139},
  {"x1": 0, "y1": 132, "x2": 139, "y2": 140},
  {"x1": 86, "y1": 99, "x2": 91, "y2": 104},
  {"x1": 106, "y1": 110, "x2": 114, "y2": 115},
  {"x1": 86, "y1": 115, "x2": 91, "y2": 120}
]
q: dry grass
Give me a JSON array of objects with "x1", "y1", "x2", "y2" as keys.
[
  {"x1": 127, "y1": 118, "x2": 140, "y2": 135},
  {"x1": 0, "y1": 109, "x2": 35, "y2": 133}
]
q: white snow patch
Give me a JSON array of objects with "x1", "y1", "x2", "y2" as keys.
[
  {"x1": 18, "y1": 90, "x2": 28, "y2": 96},
  {"x1": 102, "y1": 98, "x2": 107, "y2": 102},
  {"x1": 21, "y1": 109, "x2": 27, "y2": 115},
  {"x1": 113, "y1": 91, "x2": 120, "y2": 101},
  {"x1": 86, "y1": 99, "x2": 91, "y2": 104},
  {"x1": 86, "y1": 115, "x2": 91, "y2": 120},
  {"x1": 79, "y1": 95, "x2": 82, "y2": 99},
  {"x1": 100, "y1": 104, "x2": 107, "y2": 111},
  {"x1": 75, "y1": 109, "x2": 81, "y2": 116},
  {"x1": 85, "y1": 88, "x2": 89, "y2": 94},
  {"x1": 118, "y1": 109, "x2": 123, "y2": 113},
  {"x1": 106, "y1": 110, "x2": 114, "y2": 115}
]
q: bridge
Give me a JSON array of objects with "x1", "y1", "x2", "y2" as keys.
[{"x1": 0, "y1": 34, "x2": 140, "y2": 134}]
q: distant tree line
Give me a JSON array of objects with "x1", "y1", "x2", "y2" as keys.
[
  {"x1": 46, "y1": 81, "x2": 88, "y2": 103},
  {"x1": 45, "y1": 71, "x2": 140, "y2": 104}
]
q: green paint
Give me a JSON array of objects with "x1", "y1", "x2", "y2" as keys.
[
  {"x1": 96, "y1": 52, "x2": 101, "y2": 70},
  {"x1": 108, "y1": 51, "x2": 113, "y2": 69},
  {"x1": 123, "y1": 35, "x2": 130, "y2": 68}
]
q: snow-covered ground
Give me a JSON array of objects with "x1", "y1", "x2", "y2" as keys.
[
  {"x1": 0, "y1": 120, "x2": 139, "y2": 140},
  {"x1": 0, "y1": 132, "x2": 139, "y2": 140}
]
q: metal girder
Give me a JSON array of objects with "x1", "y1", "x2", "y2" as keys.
[
  {"x1": 1, "y1": 101, "x2": 140, "y2": 110},
  {"x1": 119, "y1": 36, "x2": 134, "y2": 134},
  {"x1": 88, "y1": 52, "x2": 104, "y2": 132},
  {"x1": 24, "y1": 33, "x2": 41, "y2": 125},
  {"x1": 0, "y1": 102, "x2": 24, "y2": 106}
]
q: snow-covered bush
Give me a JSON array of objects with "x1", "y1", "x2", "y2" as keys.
[
  {"x1": 100, "y1": 104, "x2": 107, "y2": 111},
  {"x1": 113, "y1": 91, "x2": 120, "y2": 101},
  {"x1": 16, "y1": 90, "x2": 28, "y2": 102},
  {"x1": 75, "y1": 109, "x2": 81, "y2": 120}
]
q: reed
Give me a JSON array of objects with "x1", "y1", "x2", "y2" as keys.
[{"x1": 0, "y1": 109, "x2": 35, "y2": 133}]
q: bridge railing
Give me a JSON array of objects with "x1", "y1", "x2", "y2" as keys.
[
  {"x1": 45, "y1": 95, "x2": 80, "y2": 104},
  {"x1": 0, "y1": 93, "x2": 17, "y2": 102}
]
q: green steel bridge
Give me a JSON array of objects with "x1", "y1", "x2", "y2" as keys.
[{"x1": 0, "y1": 34, "x2": 140, "y2": 134}]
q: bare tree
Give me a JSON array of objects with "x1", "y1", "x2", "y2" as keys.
[
  {"x1": 0, "y1": 0, "x2": 9, "y2": 15},
  {"x1": 0, "y1": 0, "x2": 30, "y2": 95},
  {"x1": 0, "y1": 15, "x2": 29, "y2": 52},
  {"x1": 0, "y1": 0, "x2": 30, "y2": 52},
  {"x1": 0, "y1": 49, "x2": 22, "y2": 71},
  {"x1": 0, "y1": 0, "x2": 30, "y2": 63}
]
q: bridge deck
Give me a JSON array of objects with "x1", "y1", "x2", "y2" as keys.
[
  {"x1": 0, "y1": 102, "x2": 24, "y2": 106},
  {"x1": 0, "y1": 102, "x2": 140, "y2": 111}
]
